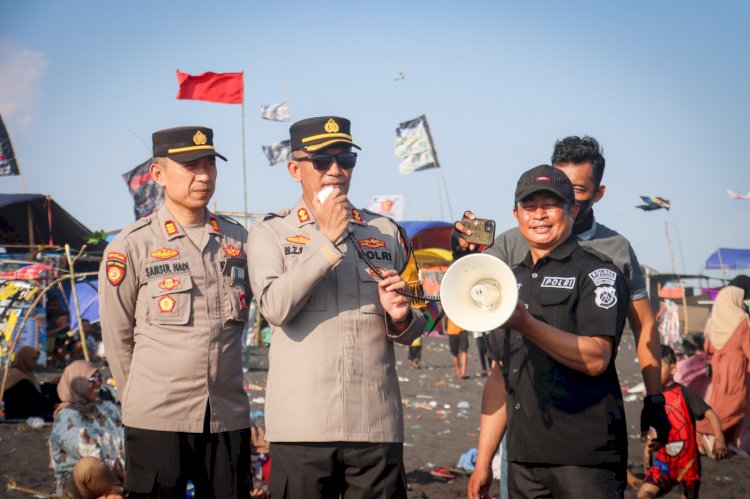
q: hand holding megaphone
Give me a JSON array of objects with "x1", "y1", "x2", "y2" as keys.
[{"x1": 313, "y1": 186, "x2": 350, "y2": 243}]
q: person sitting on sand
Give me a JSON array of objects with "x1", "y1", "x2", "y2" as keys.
[
  {"x1": 3, "y1": 346, "x2": 58, "y2": 421},
  {"x1": 49, "y1": 361, "x2": 124, "y2": 495}
]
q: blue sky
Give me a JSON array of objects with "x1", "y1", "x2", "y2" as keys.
[{"x1": 2, "y1": 1, "x2": 748, "y2": 276}]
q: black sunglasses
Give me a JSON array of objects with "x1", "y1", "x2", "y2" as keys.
[{"x1": 293, "y1": 152, "x2": 357, "y2": 171}]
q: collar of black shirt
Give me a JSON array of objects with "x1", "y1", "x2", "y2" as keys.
[{"x1": 521, "y1": 235, "x2": 578, "y2": 268}]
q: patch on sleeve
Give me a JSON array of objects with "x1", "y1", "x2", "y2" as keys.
[
  {"x1": 589, "y1": 268, "x2": 618, "y2": 309},
  {"x1": 106, "y1": 252, "x2": 127, "y2": 286}
]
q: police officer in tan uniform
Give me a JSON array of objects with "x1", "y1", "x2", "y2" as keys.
[
  {"x1": 248, "y1": 116, "x2": 425, "y2": 498},
  {"x1": 99, "y1": 126, "x2": 252, "y2": 498}
]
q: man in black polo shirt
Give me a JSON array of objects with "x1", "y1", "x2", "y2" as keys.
[{"x1": 467, "y1": 164, "x2": 629, "y2": 498}]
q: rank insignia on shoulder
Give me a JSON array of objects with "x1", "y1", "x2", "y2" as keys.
[
  {"x1": 150, "y1": 247, "x2": 179, "y2": 260},
  {"x1": 165, "y1": 221, "x2": 179, "y2": 237},
  {"x1": 210, "y1": 217, "x2": 221, "y2": 233},
  {"x1": 223, "y1": 244, "x2": 241, "y2": 257},
  {"x1": 351, "y1": 208, "x2": 364, "y2": 223},
  {"x1": 158, "y1": 294, "x2": 176, "y2": 313},
  {"x1": 286, "y1": 235, "x2": 310, "y2": 245},
  {"x1": 297, "y1": 208, "x2": 310, "y2": 223}
]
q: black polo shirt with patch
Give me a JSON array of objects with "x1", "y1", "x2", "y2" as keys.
[{"x1": 498, "y1": 236, "x2": 628, "y2": 467}]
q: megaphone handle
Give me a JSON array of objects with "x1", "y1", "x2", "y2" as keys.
[{"x1": 345, "y1": 228, "x2": 440, "y2": 303}]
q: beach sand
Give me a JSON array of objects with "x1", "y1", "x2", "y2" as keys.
[{"x1": 2, "y1": 331, "x2": 748, "y2": 498}]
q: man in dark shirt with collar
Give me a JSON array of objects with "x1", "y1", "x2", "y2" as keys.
[{"x1": 467, "y1": 165, "x2": 629, "y2": 498}]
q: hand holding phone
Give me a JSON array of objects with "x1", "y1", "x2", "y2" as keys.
[{"x1": 461, "y1": 217, "x2": 496, "y2": 246}]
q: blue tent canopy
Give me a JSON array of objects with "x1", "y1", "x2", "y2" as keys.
[
  {"x1": 705, "y1": 248, "x2": 750, "y2": 270},
  {"x1": 398, "y1": 221, "x2": 453, "y2": 251}
]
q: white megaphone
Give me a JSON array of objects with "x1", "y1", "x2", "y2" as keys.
[{"x1": 440, "y1": 253, "x2": 519, "y2": 332}]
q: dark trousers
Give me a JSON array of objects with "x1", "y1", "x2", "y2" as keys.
[
  {"x1": 270, "y1": 442, "x2": 407, "y2": 499},
  {"x1": 508, "y1": 462, "x2": 625, "y2": 499},
  {"x1": 124, "y1": 425, "x2": 251, "y2": 498},
  {"x1": 474, "y1": 333, "x2": 491, "y2": 372}
]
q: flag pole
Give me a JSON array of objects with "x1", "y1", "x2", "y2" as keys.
[
  {"x1": 241, "y1": 73, "x2": 248, "y2": 228},
  {"x1": 421, "y1": 115, "x2": 454, "y2": 221}
]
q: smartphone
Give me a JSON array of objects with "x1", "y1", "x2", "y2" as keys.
[{"x1": 461, "y1": 217, "x2": 496, "y2": 246}]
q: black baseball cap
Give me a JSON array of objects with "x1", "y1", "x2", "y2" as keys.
[
  {"x1": 515, "y1": 164, "x2": 575, "y2": 205},
  {"x1": 152, "y1": 126, "x2": 227, "y2": 163},
  {"x1": 289, "y1": 116, "x2": 361, "y2": 152}
]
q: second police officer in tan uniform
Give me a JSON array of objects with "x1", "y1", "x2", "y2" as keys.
[
  {"x1": 99, "y1": 127, "x2": 252, "y2": 498},
  {"x1": 248, "y1": 116, "x2": 425, "y2": 498}
]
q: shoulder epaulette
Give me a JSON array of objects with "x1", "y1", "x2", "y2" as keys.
[
  {"x1": 580, "y1": 245, "x2": 614, "y2": 264},
  {"x1": 116, "y1": 216, "x2": 152, "y2": 239},
  {"x1": 215, "y1": 213, "x2": 241, "y2": 225},
  {"x1": 262, "y1": 208, "x2": 291, "y2": 221}
]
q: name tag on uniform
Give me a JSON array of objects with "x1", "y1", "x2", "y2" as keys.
[{"x1": 231, "y1": 266, "x2": 245, "y2": 280}]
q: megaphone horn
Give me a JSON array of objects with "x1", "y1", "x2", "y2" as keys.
[{"x1": 440, "y1": 254, "x2": 519, "y2": 332}]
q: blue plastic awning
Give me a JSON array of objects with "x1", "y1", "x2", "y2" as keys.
[{"x1": 705, "y1": 248, "x2": 750, "y2": 270}]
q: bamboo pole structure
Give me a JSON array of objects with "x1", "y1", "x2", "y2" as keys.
[
  {"x1": 0, "y1": 272, "x2": 98, "y2": 403},
  {"x1": 65, "y1": 244, "x2": 90, "y2": 362}
]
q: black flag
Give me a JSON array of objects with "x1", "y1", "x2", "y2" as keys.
[
  {"x1": 0, "y1": 114, "x2": 20, "y2": 176},
  {"x1": 122, "y1": 158, "x2": 164, "y2": 219}
]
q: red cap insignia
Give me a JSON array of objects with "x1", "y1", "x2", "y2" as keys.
[
  {"x1": 351, "y1": 208, "x2": 363, "y2": 223},
  {"x1": 210, "y1": 217, "x2": 221, "y2": 233},
  {"x1": 297, "y1": 208, "x2": 310, "y2": 223},
  {"x1": 158, "y1": 277, "x2": 181, "y2": 291},
  {"x1": 158, "y1": 295, "x2": 176, "y2": 313},
  {"x1": 358, "y1": 238, "x2": 386, "y2": 249},
  {"x1": 150, "y1": 247, "x2": 179, "y2": 260},
  {"x1": 165, "y1": 221, "x2": 179, "y2": 237},
  {"x1": 223, "y1": 245, "x2": 241, "y2": 257},
  {"x1": 286, "y1": 235, "x2": 310, "y2": 245}
]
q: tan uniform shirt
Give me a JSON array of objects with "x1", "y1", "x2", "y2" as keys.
[
  {"x1": 247, "y1": 198, "x2": 425, "y2": 443},
  {"x1": 99, "y1": 205, "x2": 251, "y2": 433}
]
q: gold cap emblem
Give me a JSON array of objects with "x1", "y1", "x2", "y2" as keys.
[
  {"x1": 324, "y1": 119, "x2": 340, "y2": 134},
  {"x1": 193, "y1": 130, "x2": 208, "y2": 145}
]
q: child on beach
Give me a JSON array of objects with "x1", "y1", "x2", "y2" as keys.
[{"x1": 638, "y1": 345, "x2": 726, "y2": 499}]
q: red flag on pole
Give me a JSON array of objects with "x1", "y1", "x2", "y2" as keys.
[{"x1": 176, "y1": 70, "x2": 244, "y2": 104}]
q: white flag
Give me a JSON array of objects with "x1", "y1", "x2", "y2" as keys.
[
  {"x1": 260, "y1": 101, "x2": 291, "y2": 122},
  {"x1": 399, "y1": 150, "x2": 436, "y2": 175},
  {"x1": 261, "y1": 140, "x2": 292, "y2": 165},
  {"x1": 367, "y1": 195, "x2": 405, "y2": 221},
  {"x1": 394, "y1": 115, "x2": 439, "y2": 174}
]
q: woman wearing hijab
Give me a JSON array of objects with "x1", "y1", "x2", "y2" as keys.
[
  {"x1": 49, "y1": 361, "x2": 124, "y2": 495},
  {"x1": 697, "y1": 276, "x2": 750, "y2": 453},
  {"x1": 3, "y1": 346, "x2": 56, "y2": 421}
]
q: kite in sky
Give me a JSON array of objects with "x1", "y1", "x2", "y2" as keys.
[
  {"x1": 636, "y1": 195, "x2": 671, "y2": 211},
  {"x1": 726, "y1": 190, "x2": 750, "y2": 200}
]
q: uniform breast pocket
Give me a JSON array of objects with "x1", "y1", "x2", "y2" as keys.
[
  {"x1": 147, "y1": 276, "x2": 193, "y2": 325},
  {"x1": 222, "y1": 258, "x2": 249, "y2": 322},
  {"x1": 536, "y1": 287, "x2": 573, "y2": 325},
  {"x1": 358, "y1": 263, "x2": 392, "y2": 316}
]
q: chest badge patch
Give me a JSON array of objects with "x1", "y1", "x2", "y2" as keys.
[
  {"x1": 158, "y1": 277, "x2": 181, "y2": 291},
  {"x1": 541, "y1": 276, "x2": 575, "y2": 289},
  {"x1": 589, "y1": 268, "x2": 618, "y2": 310},
  {"x1": 158, "y1": 294, "x2": 176, "y2": 313},
  {"x1": 150, "y1": 247, "x2": 179, "y2": 260},
  {"x1": 210, "y1": 217, "x2": 221, "y2": 233},
  {"x1": 222, "y1": 244, "x2": 241, "y2": 257},
  {"x1": 106, "y1": 252, "x2": 127, "y2": 286},
  {"x1": 286, "y1": 235, "x2": 310, "y2": 245},
  {"x1": 164, "y1": 220, "x2": 179, "y2": 237},
  {"x1": 358, "y1": 238, "x2": 386, "y2": 249},
  {"x1": 297, "y1": 208, "x2": 310, "y2": 223}
]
